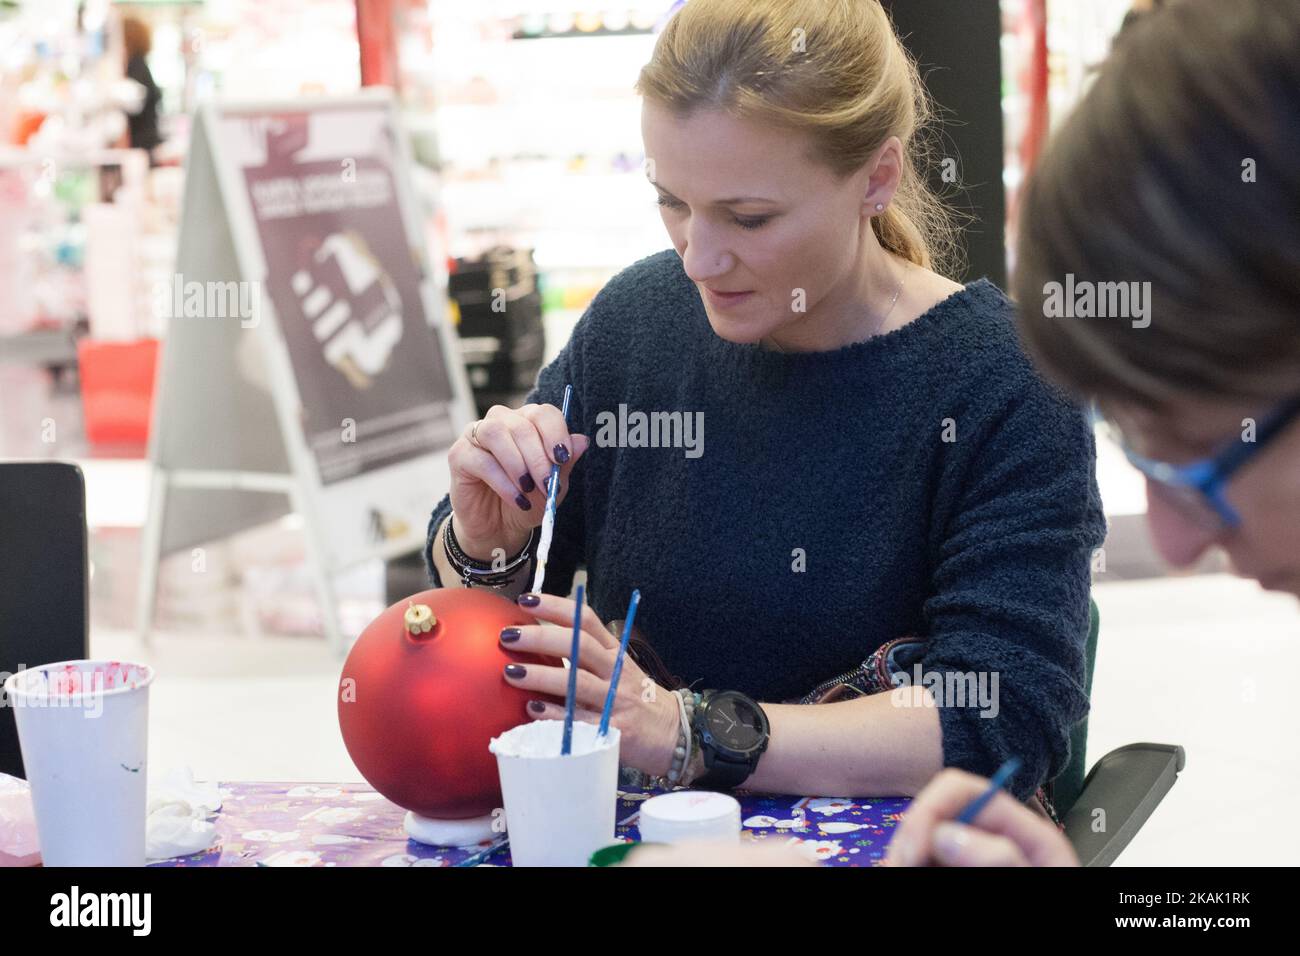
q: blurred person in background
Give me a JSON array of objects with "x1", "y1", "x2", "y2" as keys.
[{"x1": 121, "y1": 15, "x2": 162, "y2": 163}]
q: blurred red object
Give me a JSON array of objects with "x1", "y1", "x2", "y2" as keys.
[
  {"x1": 339, "y1": 588, "x2": 559, "y2": 820},
  {"x1": 356, "y1": 0, "x2": 400, "y2": 90},
  {"x1": 10, "y1": 111, "x2": 46, "y2": 146},
  {"x1": 76, "y1": 338, "x2": 159, "y2": 447}
]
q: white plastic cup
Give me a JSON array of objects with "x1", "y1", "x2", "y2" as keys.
[
  {"x1": 3, "y1": 660, "x2": 154, "y2": 866},
  {"x1": 638, "y1": 790, "x2": 742, "y2": 844},
  {"x1": 489, "y1": 720, "x2": 620, "y2": 867}
]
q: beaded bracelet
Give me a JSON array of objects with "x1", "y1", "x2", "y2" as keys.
[{"x1": 645, "y1": 688, "x2": 699, "y2": 790}]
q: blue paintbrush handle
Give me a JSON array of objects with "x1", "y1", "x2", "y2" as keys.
[
  {"x1": 561, "y1": 583, "x2": 584, "y2": 756},
  {"x1": 956, "y1": 757, "x2": 1022, "y2": 825},
  {"x1": 598, "y1": 590, "x2": 640, "y2": 737}
]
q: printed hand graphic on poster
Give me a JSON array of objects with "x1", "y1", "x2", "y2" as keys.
[{"x1": 291, "y1": 231, "x2": 403, "y2": 389}]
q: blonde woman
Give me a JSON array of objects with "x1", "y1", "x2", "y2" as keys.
[{"x1": 426, "y1": 0, "x2": 1104, "y2": 802}]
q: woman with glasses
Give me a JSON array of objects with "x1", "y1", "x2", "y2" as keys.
[{"x1": 889, "y1": 0, "x2": 1300, "y2": 867}]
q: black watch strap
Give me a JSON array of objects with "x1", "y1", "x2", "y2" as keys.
[{"x1": 693, "y1": 752, "x2": 757, "y2": 792}]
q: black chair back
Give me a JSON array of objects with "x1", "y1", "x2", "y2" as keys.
[{"x1": 0, "y1": 461, "x2": 89, "y2": 778}]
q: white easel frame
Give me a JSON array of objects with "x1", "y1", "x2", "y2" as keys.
[{"x1": 137, "y1": 90, "x2": 477, "y2": 654}]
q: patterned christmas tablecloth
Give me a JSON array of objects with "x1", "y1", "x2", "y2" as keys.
[{"x1": 149, "y1": 782, "x2": 910, "y2": 867}]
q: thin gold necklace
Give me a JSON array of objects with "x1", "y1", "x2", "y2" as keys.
[{"x1": 765, "y1": 262, "x2": 907, "y2": 354}]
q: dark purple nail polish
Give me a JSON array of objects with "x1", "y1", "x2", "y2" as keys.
[
  {"x1": 515, "y1": 493, "x2": 532, "y2": 511},
  {"x1": 519, "y1": 473, "x2": 536, "y2": 493},
  {"x1": 517, "y1": 593, "x2": 541, "y2": 607},
  {"x1": 500, "y1": 627, "x2": 521, "y2": 643},
  {"x1": 528, "y1": 700, "x2": 546, "y2": 714},
  {"x1": 553, "y1": 443, "x2": 570, "y2": 464},
  {"x1": 504, "y1": 663, "x2": 526, "y2": 679}
]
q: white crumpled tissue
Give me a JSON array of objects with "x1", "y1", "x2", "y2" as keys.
[
  {"x1": 1, "y1": 767, "x2": 221, "y2": 863},
  {"x1": 0, "y1": 773, "x2": 41, "y2": 866},
  {"x1": 147, "y1": 767, "x2": 223, "y2": 861}
]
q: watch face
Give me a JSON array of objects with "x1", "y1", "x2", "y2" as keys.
[{"x1": 705, "y1": 694, "x2": 766, "y2": 752}]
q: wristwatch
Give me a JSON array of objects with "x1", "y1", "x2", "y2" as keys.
[{"x1": 691, "y1": 690, "x2": 770, "y2": 791}]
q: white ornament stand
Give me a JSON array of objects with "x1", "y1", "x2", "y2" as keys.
[{"x1": 404, "y1": 811, "x2": 497, "y2": 847}]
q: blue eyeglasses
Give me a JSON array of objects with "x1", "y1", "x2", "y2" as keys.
[{"x1": 1105, "y1": 394, "x2": 1300, "y2": 533}]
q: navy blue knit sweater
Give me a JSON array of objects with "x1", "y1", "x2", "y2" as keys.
[{"x1": 426, "y1": 249, "x2": 1106, "y2": 800}]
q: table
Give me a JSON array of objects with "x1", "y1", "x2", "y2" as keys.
[{"x1": 149, "y1": 782, "x2": 910, "y2": 867}]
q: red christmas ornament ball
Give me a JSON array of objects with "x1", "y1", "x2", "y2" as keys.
[{"x1": 338, "y1": 588, "x2": 555, "y2": 819}]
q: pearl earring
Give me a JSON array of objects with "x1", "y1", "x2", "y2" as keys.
[{"x1": 875, "y1": 203, "x2": 885, "y2": 212}]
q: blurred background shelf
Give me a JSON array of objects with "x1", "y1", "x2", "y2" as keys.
[{"x1": 0, "y1": 328, "x2": 80, "y2": 366}]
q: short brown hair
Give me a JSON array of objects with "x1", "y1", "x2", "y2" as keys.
[
  {"x1": 1013, "y1": 0, "x2": 1300, "y2": 412},
  {"x1": 122, "y1": 16, "x2": 152, "y2": 59}
]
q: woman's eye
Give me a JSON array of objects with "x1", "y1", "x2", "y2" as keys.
[{"x1": 655, "y1": 196, "x2": 770, "y2": 230}]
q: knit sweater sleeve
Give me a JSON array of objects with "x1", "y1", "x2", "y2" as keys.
[
  {"x1": 920, "y1": 382, "x2": 1107, "y2": 801},
  {"x1": 423, "y1": 307, "x2": 594, "y2": 594}
]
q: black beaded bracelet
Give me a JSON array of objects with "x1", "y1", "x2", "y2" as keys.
[{"x1": 443, "y1": 515, "x2": 536, "y2": 589}]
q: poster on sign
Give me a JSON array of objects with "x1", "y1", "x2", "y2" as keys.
[
  {"x1": 221, "y1": 106, "x2": 457, "y2": 485},
  {"x1": 139, "y1": 92, "x2": 475, "y2": 652}
]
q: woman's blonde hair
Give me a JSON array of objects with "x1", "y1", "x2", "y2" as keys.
[{"x1": 635, "y1": 0, "x2": 962, "y2": 277}]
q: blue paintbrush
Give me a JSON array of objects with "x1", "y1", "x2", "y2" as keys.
[
  {"x1": 530, "y1": 384, "x2": 573, "y2": 595},
  {"x1": 956, "y1": 757, "x2": 1022, "y2": 825},
  {"x1": 597, "y1": 589, "x2": 640, "y2": 739},
  {"x1": 561, "y1": 583, "x2": 584, "y2": 756}
]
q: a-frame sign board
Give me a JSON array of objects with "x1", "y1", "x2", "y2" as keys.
[{"x1": 137, "y1": 91, "x2": 476, "y2": 653}]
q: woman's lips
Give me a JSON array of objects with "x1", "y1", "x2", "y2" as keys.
[{"x1": 702, "y1": 287, "x2": 754, "y2": 310}]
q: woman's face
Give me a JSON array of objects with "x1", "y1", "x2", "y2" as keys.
[
  {"x1": 640, "y1": 100, "x2": 891, "y2": 345},
  {"x1": 1116, "y1": 396, "x2": 1300, "y2": 598}
]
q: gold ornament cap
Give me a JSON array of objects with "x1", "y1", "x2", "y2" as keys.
[{"x1": 404, "y1": 603, "x2": 436, "y2": 635}]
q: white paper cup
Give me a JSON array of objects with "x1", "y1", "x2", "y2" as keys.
[
  {"x1": 3, "y1": 660, "x2": 154, "y2": 866},
  {"x1": 638, "y1": 790, "x2": 742, "y2": 844},
  {"x1": 489, "y1": 720, "x2": 620, "y2": 867}
]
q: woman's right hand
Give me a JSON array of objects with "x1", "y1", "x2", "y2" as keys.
[
  {"x1": 886, "y1": 768, "x2": 1080, "y2": 867},
  {"x1": 447, "y1": 402, "x2": 590, "y2": 560}
]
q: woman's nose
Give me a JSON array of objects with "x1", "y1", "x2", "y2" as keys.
[
  {"x1": 1143, "y1": 478, "x2": 1219, "y2": 568},
  {"x1": 679, "y1": 225, "x2": 731, "y2": 282}
]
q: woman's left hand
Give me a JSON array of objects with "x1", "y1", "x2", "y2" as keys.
[{"x1": 501, "y1": 592, "x2": 681, "y2": 776}]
